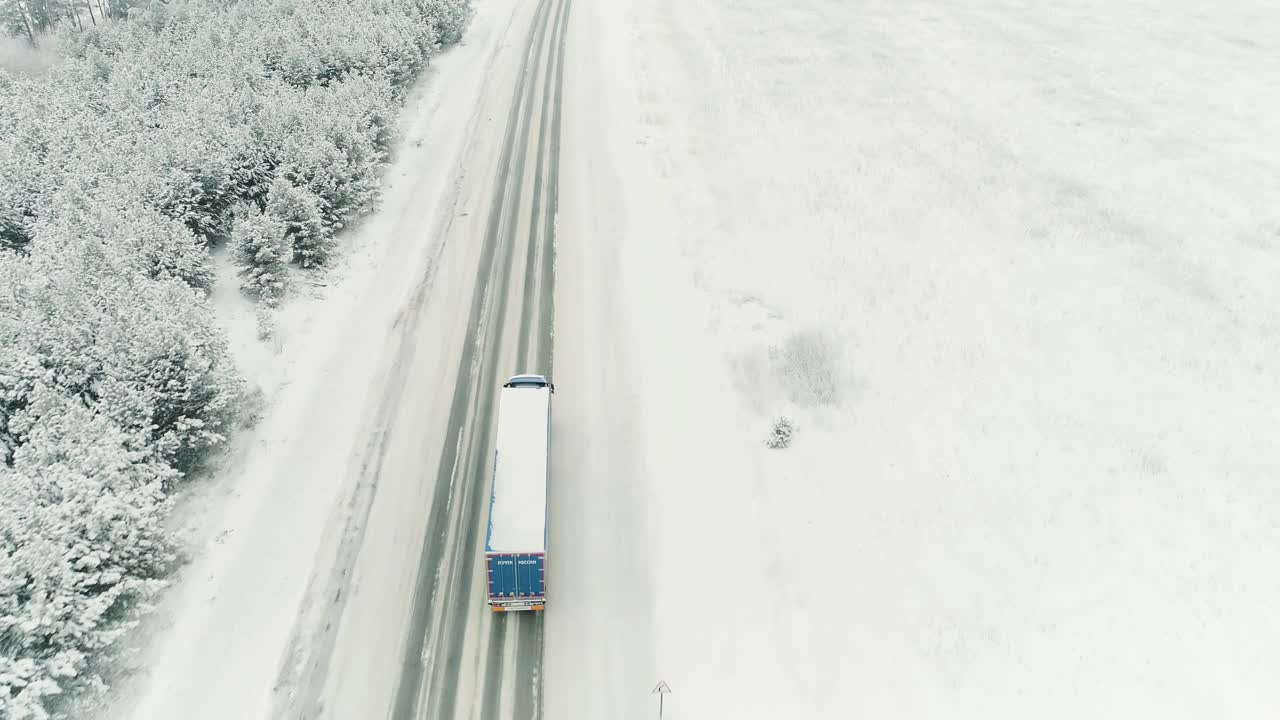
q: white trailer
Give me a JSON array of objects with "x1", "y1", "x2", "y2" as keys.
[{"x1": 484, "y1": 374, "x2": 553, "y2": 611}]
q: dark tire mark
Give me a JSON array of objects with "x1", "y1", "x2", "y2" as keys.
[
  {"x1": 515, "y1": 0, "x2": 566, "y2": 370},
  {"x1": 510, "y1": 1, "x2": 572, "y2": 718},
  {"x1": 538, "y1": 0, "x2": 571, "y2": 376}
]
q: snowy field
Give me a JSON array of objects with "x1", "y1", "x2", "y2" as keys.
[{"x1": 550, "y1": 0, "x2": 1280, "y2": 718}]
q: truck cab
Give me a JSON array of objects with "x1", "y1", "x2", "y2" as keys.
[{"x1": 503, "y1": 373, "x2": 554, "y2": 392}]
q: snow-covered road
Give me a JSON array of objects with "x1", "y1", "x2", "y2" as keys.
[{"x1": 289, "y1": 0, "x2": 570, "y2": 716}]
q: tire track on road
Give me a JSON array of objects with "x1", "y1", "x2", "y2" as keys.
[
  {"x1": 537, "y1": 0, "x2": 570, "y2": 378},
  {"x1": 270, "y1": 0, "x2": 570, "y2": 715},
  {"x1": 504, "y1": 0, "x2": 572, "y2": 716},
  {"x1": 491, "y1": 0, "x2": 569, "y2": 717},
  {"x1": 515, "y1": 0, "x2": 567, "y2": 370},
  {"x1": 389, "y1": 0, "x2": 571, "y2": 712},
  {"x1": 271, "y1": 8, "x2": 525, "y2": 716},
  {"x1": 422, "y1": 3, "x2": 554, "y2": 707}
]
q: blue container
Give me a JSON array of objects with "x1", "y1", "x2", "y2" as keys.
[{"x1": 486, "y1": 553, "x2": 546, "y2": 610}]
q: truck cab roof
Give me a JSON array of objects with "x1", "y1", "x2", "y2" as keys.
[{"x1": 503, "y1": 374, "x2": 553, "y2": 390}]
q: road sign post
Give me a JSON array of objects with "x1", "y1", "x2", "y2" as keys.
[{"x1": 652, "y1": 680, "x2": 672, "y2": 719}]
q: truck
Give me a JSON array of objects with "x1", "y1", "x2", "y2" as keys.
[{"x1": 484, "y1": 373, "x2": 553, "y2": 612}]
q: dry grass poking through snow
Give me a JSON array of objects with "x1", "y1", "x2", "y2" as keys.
[{"x1": 768, "y1": 329, "x2": 841, "y2": 409}]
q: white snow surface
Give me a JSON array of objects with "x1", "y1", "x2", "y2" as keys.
[
  {"x1": 90, "y1": 2, "x2": 520, "y2": 716},
  {"x1": 549, "y1": 0, "x2": 1280, "y2": 719},
  {"x1": 487, "y1": 386, "x2": 551, "y2": 552}
]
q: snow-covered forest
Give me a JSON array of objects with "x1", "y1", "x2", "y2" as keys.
[{"x1": 0, "y1": 0, "x2": 469, "y2": 715}]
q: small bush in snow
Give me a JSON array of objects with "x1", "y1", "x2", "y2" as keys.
[
  {"x1": 255, "y1": 306, "x2": 276, "y2": 341},
  {"x1": 240, "y1": 386, "x2": 267, "y2": 429},
  {"x1": 766, "y1": 416, "x2": 795, "y2": 449}
]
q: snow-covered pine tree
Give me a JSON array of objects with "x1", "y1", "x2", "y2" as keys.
[
  {"x1": 39, "y1": 187, "x2": 215, "y2": 291},
  {"x1": 0, "y1": 231, "x2": 240, "y2": 473},
  {"x1": 266, "y1": 177, "x2": 328, "y2": 268},
  {"x1": 0, "y1": 88, "x2": 39, "y2": 253},
  {"x1": 0, "y1": 186, "x2": 30, "y2": 253},
  {"x1": 230, "y1": 203, "x2": 291, "y2": 304},
  {"x1": 0, "y1": 383, "x2": 176, "y2": 716}
]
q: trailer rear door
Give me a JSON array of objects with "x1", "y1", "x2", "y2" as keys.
[{"x1": 486, "y1": 553, "x2": 545, "y2": 608}]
